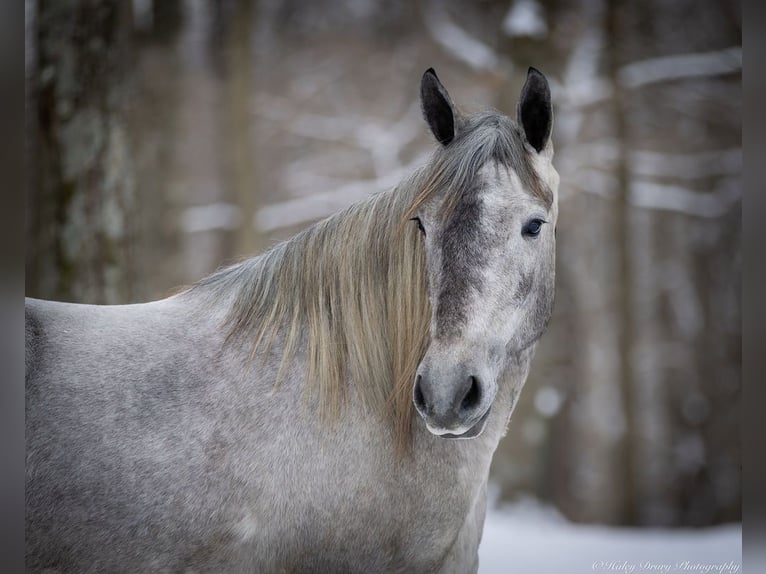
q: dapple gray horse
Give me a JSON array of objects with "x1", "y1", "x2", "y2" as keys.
[{"x1": 26, "y1": 68, "x2": 558, "y2": 573}]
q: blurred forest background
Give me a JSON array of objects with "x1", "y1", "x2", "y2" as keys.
[{"x1": 25, "y1": 0, "x2": 741, "y2": 528}]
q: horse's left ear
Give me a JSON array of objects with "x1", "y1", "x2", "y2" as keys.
[
  {"x1": 420, "y1": 68, "x2": 458, "y2": 146},
  {"x1": 517, "y1": 67, "x2": 553, "y2": 154}
]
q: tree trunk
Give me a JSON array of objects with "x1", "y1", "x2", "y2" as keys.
[{"x1": 27, "y1": 0, "x2": 135, "y2": 304}]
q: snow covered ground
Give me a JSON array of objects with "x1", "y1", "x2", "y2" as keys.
[{"x1": 479, "y1": 496, "x2": 741, "y2": 574}]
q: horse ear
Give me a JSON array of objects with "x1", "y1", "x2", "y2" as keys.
[
  {"x1": 517, "y1": 67, "x2": 552, "y2": 153},
  {"x1": 420, "y1": 68, "x2": 457, "y2": 146}
]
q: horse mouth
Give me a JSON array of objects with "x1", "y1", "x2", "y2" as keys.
[{"x1": 439, "y1": 406, "x2": 492, "y2": 440}]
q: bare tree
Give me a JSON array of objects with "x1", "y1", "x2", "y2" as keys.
[{"x1": 27, "y1": 0, "x2": 136, "y2": 304}]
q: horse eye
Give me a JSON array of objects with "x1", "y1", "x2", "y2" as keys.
[
  {"x1": 410, "y1": 217, "x2": 426, "y2": 236},
  {"x1": 522, "y1": 218, "x2": 545, "y2": 238}
]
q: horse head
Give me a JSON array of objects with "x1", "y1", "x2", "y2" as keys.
[{"x1": 411, "y1": 68, "x2": 559, "y2": 439}]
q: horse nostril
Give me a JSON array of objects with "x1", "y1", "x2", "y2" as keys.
[
  {"x1": 413, "y1": 375, "x2": 426, "y2": 411},
  {"x1": 460, "y1": 376, "x2": 482, "y2": 412}
]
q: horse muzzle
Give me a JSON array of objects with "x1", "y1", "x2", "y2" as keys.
[{"x1": 412, "y1": 366, "x2": 496, "y2": 439}]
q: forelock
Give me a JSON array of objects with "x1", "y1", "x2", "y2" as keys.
[{"x1": 410, "y1": 110, "x2": 553, "y2": 220}]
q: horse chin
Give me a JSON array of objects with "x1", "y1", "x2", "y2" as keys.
[{"x1": 434, "y1": 405, "x2": 493, "y2": 440}]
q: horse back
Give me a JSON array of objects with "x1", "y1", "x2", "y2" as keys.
[
  {"x1": 25, "y1": 299, "x2": 44, "y2": 386},
  {"x1": 24, "y1": 296, "x2": 238, "y2": 572}
]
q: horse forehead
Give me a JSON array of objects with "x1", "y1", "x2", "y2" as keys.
[
  {"x1": 476, "y1": 162, "x2": 521, "y2": 206},
  {"x1": 527, "y1": 151, "x2": 560, "y2": 209},
  {"x1": 438, "y1": 162, "x2": 528, "y2": 251},
  {"x1": 473, "y1": 161, "x2": 543, "y2": 218}
]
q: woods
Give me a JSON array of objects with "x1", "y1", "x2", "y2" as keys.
[
  {"x1": 28, "y1": 0, "x2": 136, "y2": 304},
  {"x1": 25, "y1": 0, "x2": 740, "y2": 528}
]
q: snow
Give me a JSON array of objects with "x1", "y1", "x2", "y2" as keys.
[
  {"x1": 502, "y1": 0, "x2": 548, "y2": 40},
  {"x1": 533, "y1": 386, "x2": 563, "y2": 418},
  {"x1": 421, "y1": 0, "x2": 500, "y2": 72},
  {"x1": 562, "y1": 147, "x2": 741, "y2": 219},
  {"x1": 479, "y1": 496, "x2": 741, "y2": 574},
  {"x1": 252, "y1": 96, "x2": 427, "y2": 231},
  {"x1": 629, "y1": 178, "x2": 740, "y2": 219},
  {"x1": 556, "y1": 6, "x2": 607, "y2": 144},
  {"x1": 254, "y1": 154, "x2": 427, "y2": 232},
  {"x1": 630, "y1": 149, "x2": 741, "y2": 180},
  {"x1": 180, "y1": 202, "x2": 242, "y2": 233},
  {"x1": 619, "y1": 47, "x2": 742, "y2": 89}
]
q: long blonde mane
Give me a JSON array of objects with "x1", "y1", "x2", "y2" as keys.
[
  {"x1": 194, "y1": 172, "x2": 432, "y2": 451},
  {"x1": 192, "y1": 111, "x2": 539, "y2": 451}
]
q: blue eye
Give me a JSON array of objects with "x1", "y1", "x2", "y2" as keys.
[{"x1": 522, "y1": 218, "x2": 545, "y2": 237}]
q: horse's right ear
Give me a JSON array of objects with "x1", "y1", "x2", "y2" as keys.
[{"x1": 420, "y1": 68, "x2": 457, "y2": 146}]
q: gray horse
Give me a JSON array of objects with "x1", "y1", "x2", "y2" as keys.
[{"x1": 26, "y1": 67, "x2": 559, "y2": 573}]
